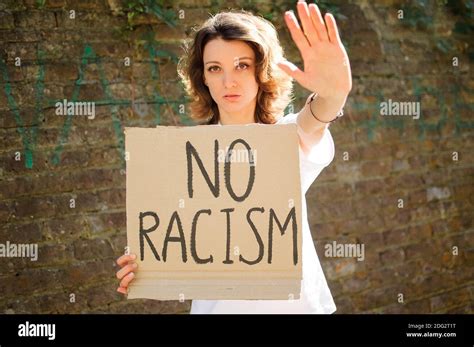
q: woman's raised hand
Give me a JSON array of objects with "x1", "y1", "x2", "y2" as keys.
[{"x1": 278, "y1": 1, "x2": 352, "y2": 104}]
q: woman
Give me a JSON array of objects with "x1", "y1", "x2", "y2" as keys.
[{"x1": 116, "y1": 0, "x2": 352, "y2": 313}]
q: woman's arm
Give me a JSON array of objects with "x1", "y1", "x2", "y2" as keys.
[
  {"x1": 277, "y1": 1, "x2": 352, "y2": 155},
  {"x1": 296, "y1": 93, "x2": 347, "y2": 156}
]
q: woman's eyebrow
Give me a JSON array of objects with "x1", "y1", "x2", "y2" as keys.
[{"x1": 205, "y1": 57, "x2": 254, "y2": 65}]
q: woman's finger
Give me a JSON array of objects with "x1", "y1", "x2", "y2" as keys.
[
  {"x1": 116, "y1": 253, "x2": 136, "y2": 267},
  {"x1": 117, "y1": 286, "x2": 127, "y2": 294},
  {"x1": 116, "y1": 262, "x2": 138, "y2": 280},
  {"x1": 325, "y1": 13, "x2": 342, "y2": 45},
  {"x1": 120, "y1": 272, "x2": 135, "y2": 288},
  {"x1": 284, "y1": 11, "x2": 310, "y2": 54},
  {"x1": 296, "y1": 1, "x2": 319, "y2": 46},
  {"x1": 277, "y1": 60, "x2": 305, "y2": 86},
  {"x1": 309, "y1": 3, "x2": 329, "y2": 42}
]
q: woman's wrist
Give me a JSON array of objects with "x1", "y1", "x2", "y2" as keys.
[{"x1": 306, "y1": 92, "x2": 347, "y2": 123}]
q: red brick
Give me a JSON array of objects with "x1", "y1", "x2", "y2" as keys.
[
  {"x1": 73, "y1": 238, "x2": 114, "y2": 261},
  {"x1": 380, "y1": 248, "x2": 405, "y2": 266},
  {"x1": 430, "y1": 286, "x2": 471, "y2": 312}
]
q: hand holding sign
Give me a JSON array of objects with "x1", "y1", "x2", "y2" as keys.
[{"x1": 116, "y1": 253, "x2": 138, "y2": 295}]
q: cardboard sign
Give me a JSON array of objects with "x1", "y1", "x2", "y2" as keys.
[{"x1": 125, "y1": 124, "x2": 302, "y2": 300}]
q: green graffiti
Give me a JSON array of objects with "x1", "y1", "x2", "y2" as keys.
[
  {"x1": 1, "y1": 40, "x2": 190, "y2": 169},
  {"x1": 0, "y1": 49, "x2": 45, "y2": 169},
  {"x1": 51, "y1": 44, "x2": 97, "y2": 165},
  {"x1": 351, "y1": 73, "x2": 473, "y2": 141},
  {"x1": 1, "y1": 44, "x2": 473, "y2": 169},
  {"x1": 141, "y1": 31, "x2": 193, "y2": 126}
]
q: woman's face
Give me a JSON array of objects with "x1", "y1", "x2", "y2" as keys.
[{"x1": 203, "y1": 38, "x2": 259, "y2": 122}]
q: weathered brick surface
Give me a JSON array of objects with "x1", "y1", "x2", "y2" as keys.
[{"x1": 0, "y1": 0, "x2": 472, "y2": 314}]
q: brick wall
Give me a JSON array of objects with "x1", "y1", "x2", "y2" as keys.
[{"x1": 0, "y1": 0, "x2": 472, "y2": 313}]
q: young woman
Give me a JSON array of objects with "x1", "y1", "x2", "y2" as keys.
[{"x1": 116, "y1": 0, "x2": 352, "y2": 313}]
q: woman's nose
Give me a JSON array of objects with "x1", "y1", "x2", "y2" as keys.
[{"x1": 222, "y1": 72, "x2": 237, "y2": 89}]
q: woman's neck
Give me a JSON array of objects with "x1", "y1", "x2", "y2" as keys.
[
  {"x1": 218, "y1": 102, "x2": 257, "y2": 125},
  {"x1": 219, "y1": 114, "x2": 256, "y2": 125}
]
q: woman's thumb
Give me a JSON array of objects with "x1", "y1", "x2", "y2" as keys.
[{"x1": 276, "y1": 60, "x2": 304, "y2": 83}]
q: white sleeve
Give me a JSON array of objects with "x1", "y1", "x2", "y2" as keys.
[{"x1": 276, "y1": 113, "x2": 335, "y2": 194}]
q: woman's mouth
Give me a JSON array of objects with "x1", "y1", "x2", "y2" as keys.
[{"x1": 223, "y1": 94, "x2": 241, "y2": 102}]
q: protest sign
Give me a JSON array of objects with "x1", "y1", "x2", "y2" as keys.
[{"x1": 125, "y1": 124, "x2": 302, "y2": 300}]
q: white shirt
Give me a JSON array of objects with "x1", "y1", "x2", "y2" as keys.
[{"x1": 190, "y1": 113, "x2": 336, "y2": 314}]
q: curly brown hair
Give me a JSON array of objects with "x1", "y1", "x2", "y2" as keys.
[{"x1": 178, "y1": 10, "x2": 293, "y2": 125}]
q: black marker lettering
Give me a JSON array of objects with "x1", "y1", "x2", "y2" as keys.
[
  {"x1": 240, "y1": 207, "x2": 265, "y2": 265},
  {"x1": 268, "y1": 207, "x2": 298, "y2": 265},
  {"x1": 162, "y1": 211, "x2": 188, "y2": 263},
  {"x1": 139, "y1": 211, "x2": 161, "y2": 261},
  {"x1": 191, "y1": 209, "x2": 214, "y2": 264}
]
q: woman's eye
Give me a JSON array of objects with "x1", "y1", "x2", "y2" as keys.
[{"x1": 207, "y1": 64, "x2": 249, "y2": 72}]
